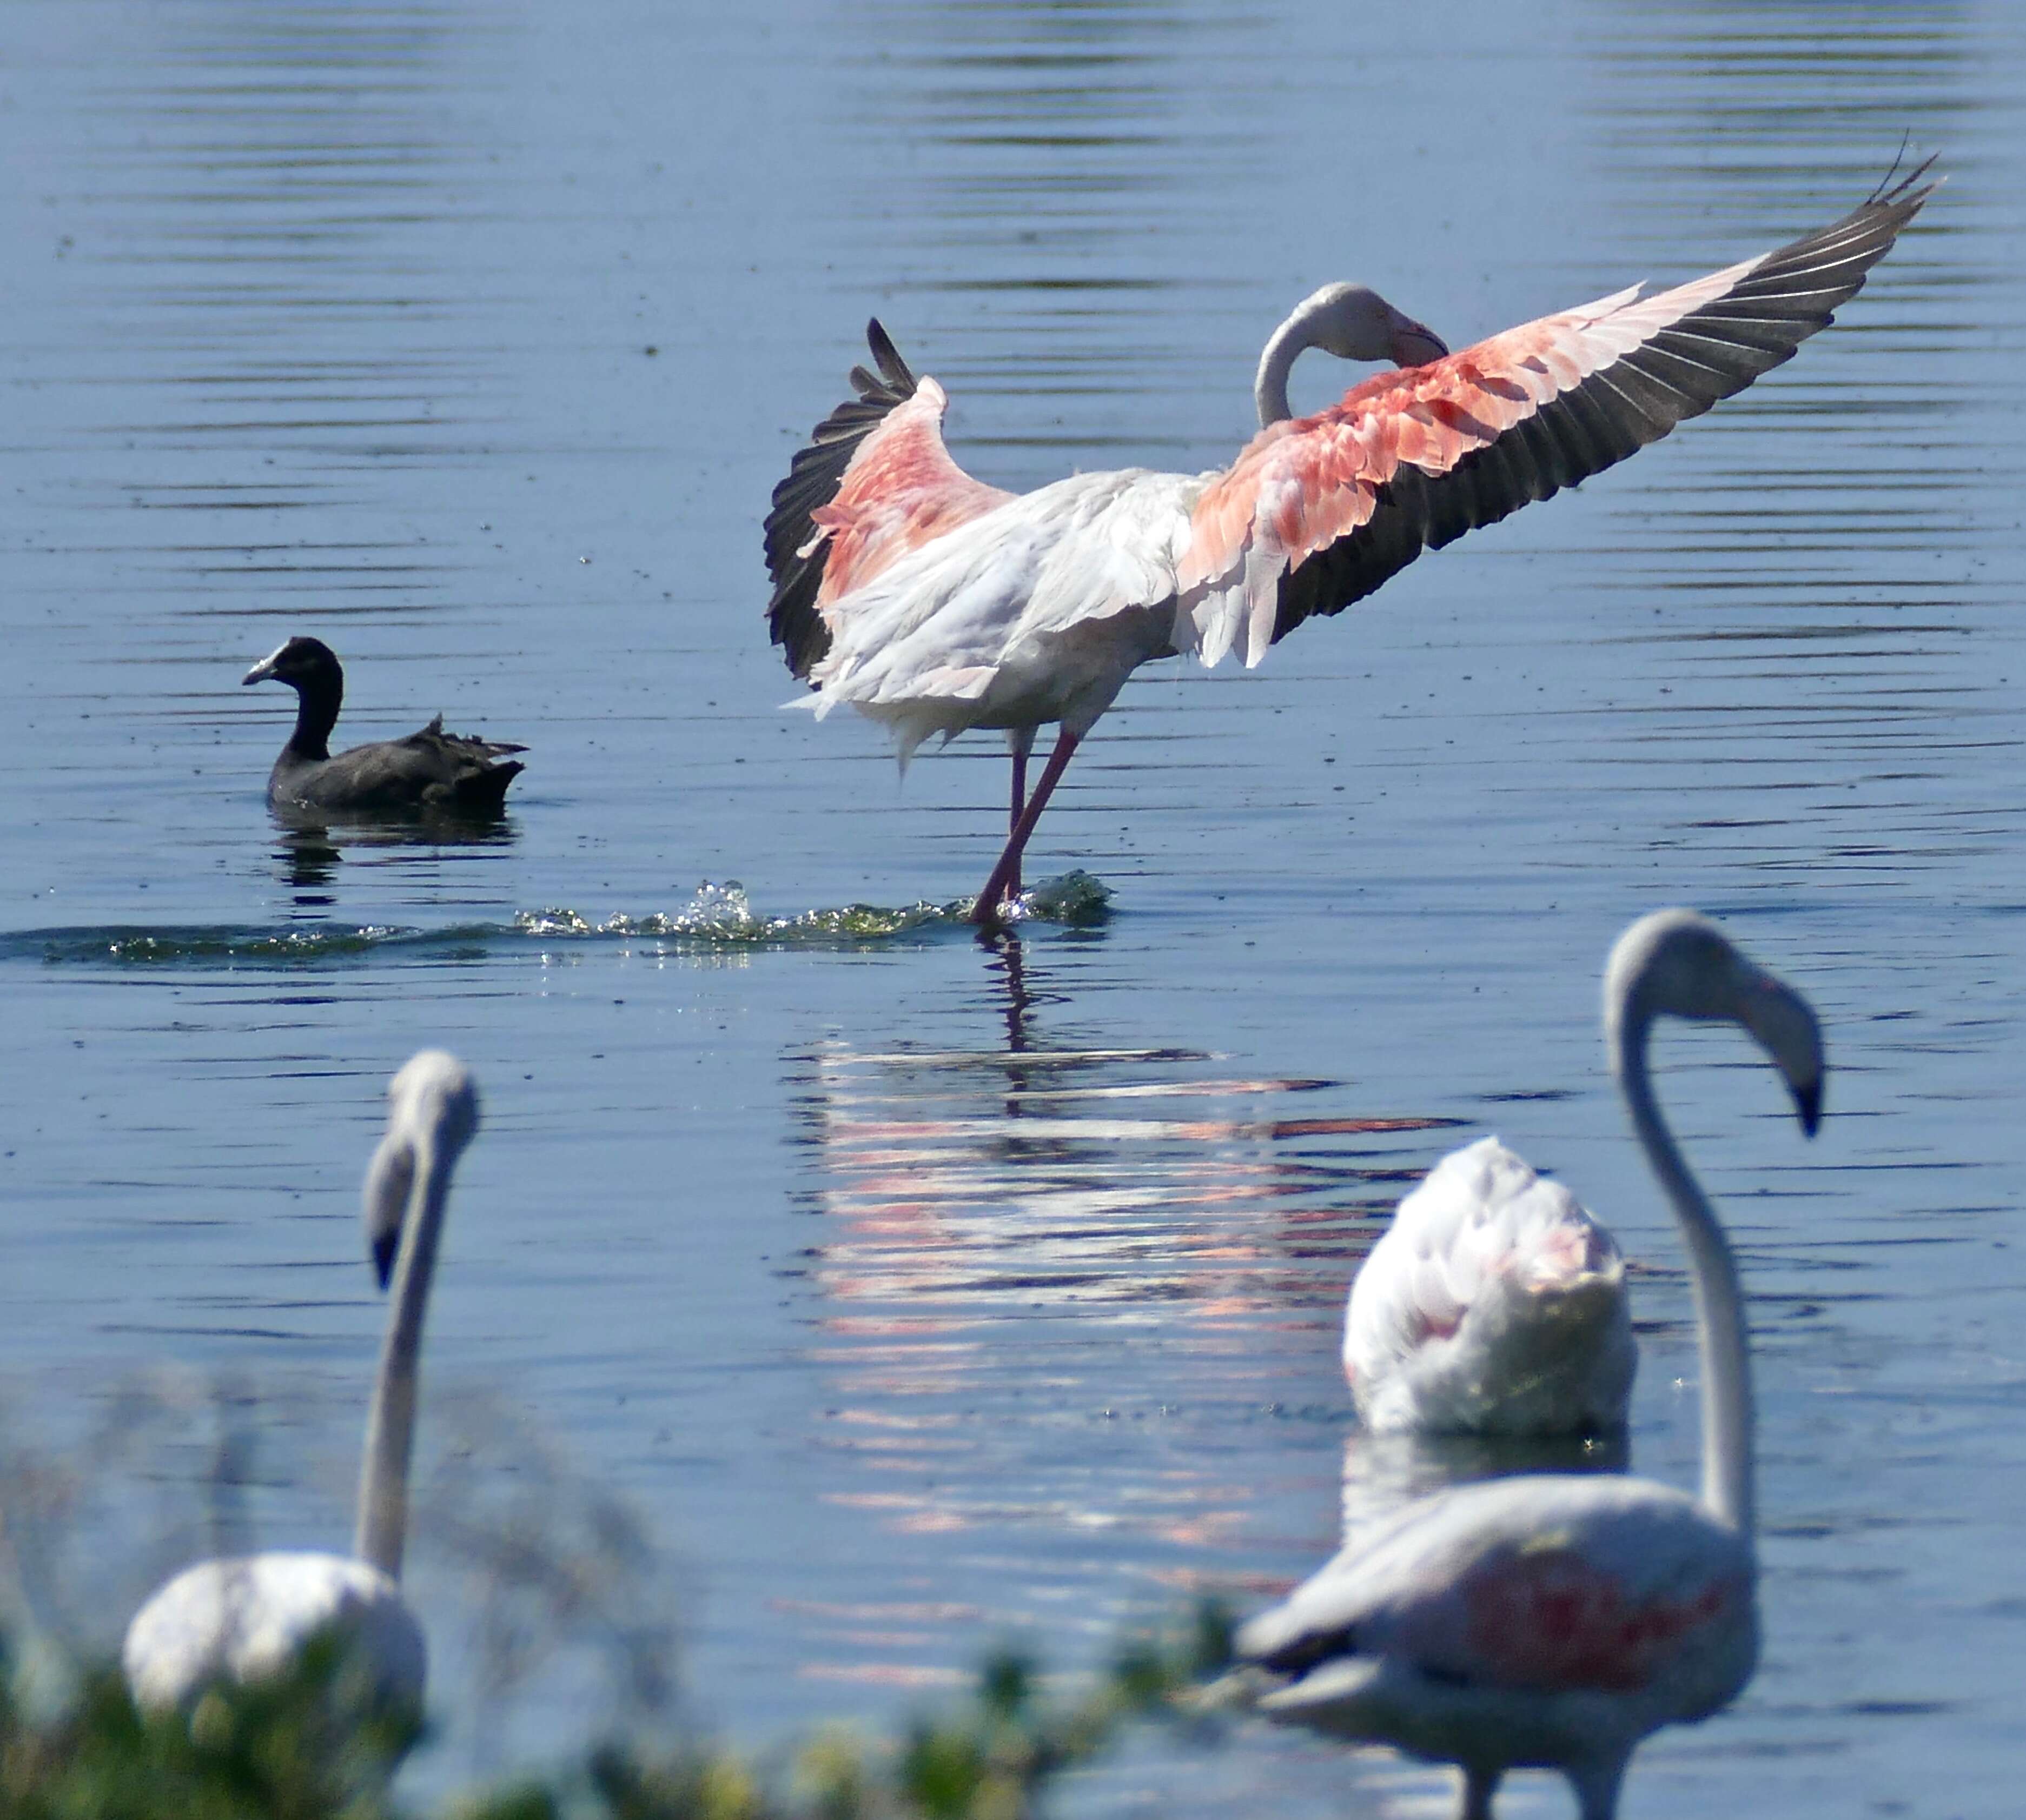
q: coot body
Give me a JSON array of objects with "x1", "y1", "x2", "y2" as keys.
[{"x1": 243, "y1": 636, "x2": 525, "y2": 816}]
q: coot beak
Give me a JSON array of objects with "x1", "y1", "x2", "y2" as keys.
[{"x1": 242, "y1": 656, "x2": 278, "y2": 686}]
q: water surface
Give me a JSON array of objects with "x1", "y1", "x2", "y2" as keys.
[{"x1": 2, "y1": 2, "x2": 2022, "y2": 1814}]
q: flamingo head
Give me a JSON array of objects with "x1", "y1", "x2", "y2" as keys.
[
  {"x1": 1299, "y1": 282, "x2": 1449, "y2": 370},
  {"x1": 1606, "y1": 909, "x2": 1825, "y2": 1136},
  {"x1": 362, "y1": 1050, "x2": 480, "y2": 1288}
]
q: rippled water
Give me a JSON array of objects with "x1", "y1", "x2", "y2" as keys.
[{"x1": 3, "y1": 1, "x2": 2022, "y2": 1813}]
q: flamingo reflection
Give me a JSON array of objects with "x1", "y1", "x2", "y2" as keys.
[{"x1": 777, "y1": 948, "x2": 1464, "y2": 1686}]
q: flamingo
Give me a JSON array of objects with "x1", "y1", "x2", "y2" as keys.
[
  {"x1": 1344, "y1": 1134, "x2": 1636, "y2": 1437},
  {"x1": 122, "y1": 1051, "x2": 479, "y2": 1718},
  {"x1": 1229, "y1": 909, "x2": 1824, "y2": 1819},
  {"x1": 763, "y1": 165, "x2": 1933, "y2": 926}
]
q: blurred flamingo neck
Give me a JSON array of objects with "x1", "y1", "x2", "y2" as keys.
[
  {"x1": 1613, "y1": 1002, "x2": 1755, "y2": 1538},
  {"x1": 354, "y1": 1129, "x2": 448, "y2": 1578}
]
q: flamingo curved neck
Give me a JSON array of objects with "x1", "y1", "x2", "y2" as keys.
[
  {"x1": 1613, "y1": 1005, "x2": 1754, "y2": 1537},
  {"x1": 354, "y1": 1132, "x2": 447, "y2": 1578},
  {"x1": 1253, "y1": 314, "x2": 1311, "y2": 428}
]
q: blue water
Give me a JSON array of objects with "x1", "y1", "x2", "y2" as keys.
[{"x1": 3, "y1": 2, "x2": 2022, "y2": 1814}]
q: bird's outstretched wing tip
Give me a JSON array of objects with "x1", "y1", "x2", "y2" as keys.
[
  {"x1": 865, "y1": 317, "x2": 917, "y2": 393},
  {"x1": 1865, "y1": 144, "x2": 1942, "y2": 212}
]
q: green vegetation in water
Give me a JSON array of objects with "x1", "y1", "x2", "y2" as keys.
[
  {"x1": 0, "y1": 875, "x2": 1114, "y2": 972},
  {"x1": 518, "y1": 874, "x2": 1113, "y2": 945},
  {"x1": 0, "y1": 1605, "x2": 1232, "y2": 1820},
  {"x1": 8, "y1": 925, "x2": 440, "y2": 969}
]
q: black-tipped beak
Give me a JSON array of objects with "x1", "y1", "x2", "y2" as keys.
[
  {"x1": 1791, "y1": 1078, "x2": 1823, "y2": 1138},
  {"x1": 1391, "y1": 322, "x2": 1449, "y2": 369},
  {"x1": 242, "y1": 658, "x2": 276, "y2": 687},
  {"x1": 372, "y1": 1228, "x2": 397, "y2": 1290}
]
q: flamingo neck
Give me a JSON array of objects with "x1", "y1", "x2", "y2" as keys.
[
  {"x1": 1253, "y1": 315, "x2": 1309, "y2": 428},
  {"x1": 1613, "y1": 1004, "x2": 1754, "y2": 1537},
  {"x1": 354, "y1": 1131, "x2": 447, "y2": 1578}
]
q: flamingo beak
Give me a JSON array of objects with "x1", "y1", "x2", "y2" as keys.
[
  {"x1": 1390, "y1": 321, "x2": 1448, "y2": 369},
  {"x1": 1790, "y1": 1077, "x2": 1823, "y2": 1137}
]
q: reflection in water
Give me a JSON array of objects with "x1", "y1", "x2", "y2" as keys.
[
  {"x1": 270, "y1": 809, "x2": 517, "y2": 903},
  {"x1": 780, "y1": 945, "x2": 1465, "y2": 1684},
  {"x1": 277, "y1": 823, "x2": 343, "y2": 896},
  {"x1": 0, "y1": 0, "x2": 2015, "y2": 1809}
]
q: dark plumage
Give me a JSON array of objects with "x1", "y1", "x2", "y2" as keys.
[
  {"x1": 763, "y1": 318, "x2": 921, "y2": 682},
  {"x1": 242, "y1": 636, "x2": 526, "y2": 817}
]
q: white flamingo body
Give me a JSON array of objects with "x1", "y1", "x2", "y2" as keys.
[
  {"x1": 122, "y1": 1554, "x2": 422, "y2": 1713},
  {"x1": 798, "y1": 468, "x2": 1200, "y2": 760},
  {"x1": 123, "y1": 1051, "x2": 477, "y2": 1716},
  {"x1": 1237, "y1": 911, "x2": 1825, "y2": 1819},
  {"x1": 1345, "y1": 1135, "x2": 1634, "y2": 1436},
  {"x1": 765, "y1": 174, "x2": 1931, "y2": 923},
  {"x1": 1246, "y1": 1475, "x2": 1753, "y2": 1812}
]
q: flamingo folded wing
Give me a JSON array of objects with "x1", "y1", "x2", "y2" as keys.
[
  {"x1": 1345, "y1": 1137, "x2": 1634, "y2": 1436},
  {"x1": 1240, "y1": 1477, "x2": 1754, "y2": 1710}
]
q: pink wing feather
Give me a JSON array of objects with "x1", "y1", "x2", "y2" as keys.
[
  {"x1": 764, "y1": 322, "x2": 1010, "y2": 681},
  {"x1": 1178, "y1": 161, "x2": 1936, "y2": 669},
  {"x1": 806, "y1": 379, "x2": 1011, "y2": 606},
  {"x1": 1452, "y1": 1546, "x2": 1742, "y2": 1694}
]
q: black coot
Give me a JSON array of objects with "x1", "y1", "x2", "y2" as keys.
[{"x1": 243, "y1": 636, "x2": 526, "y2": 816}]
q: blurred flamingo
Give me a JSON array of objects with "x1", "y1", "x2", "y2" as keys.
[
  {"x1": 1344, "y1": 1134, "x2": 1634, "y2": 1437},
  {"x1": 1229, "y1": 909, "x2": 1824, "y2": 1819},
  {"x1": 764, "y1": 165, "x2": 1932, "y2": 926},
  {"x1": 123, "y1": 1052, "x2": 478, "y2": 1724}
]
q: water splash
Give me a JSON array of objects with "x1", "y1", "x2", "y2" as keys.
[
  {"x1": 520, "y1": 874, "x2": 1110, "y2": 940},
  {"x1": 0, "y1": 876, "x2": 1114, "y2": 969},
  {"x1": 514, "y1": 879, "x2": 948, "y2": 943}
]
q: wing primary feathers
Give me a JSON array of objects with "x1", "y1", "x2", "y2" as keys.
[
  {"x1": 1264, "y1": 160, "x2": 1933, "y2": 645},
  {"x1": 865, "y1": 317, "x2": 918, "y2": 391},
  {"x1": 764, "y1": 321, "x2": 924, "y2": 680}
]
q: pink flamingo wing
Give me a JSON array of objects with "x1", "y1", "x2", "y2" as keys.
[
  {"x1": 1450, "y1": 1545, "x2": 1744, "y2": 1694},
  {"x1": 764, "y1": 320, "x2": 1013, "y2": 681},
  {"x1": 809, "y1": 381, "x2": 1012, "y2": 607},
  {"x1": 1178, "y1": 162, "x2": 1935, "y2": 668}
]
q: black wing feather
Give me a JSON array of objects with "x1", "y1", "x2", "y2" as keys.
[{"x1": 763, "y1": 321, "x2": 921, "y2": 681}]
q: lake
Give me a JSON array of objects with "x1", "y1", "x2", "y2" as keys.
[{"x1": 2, "y1": 1, "x2": 2022, "y2": 1814}]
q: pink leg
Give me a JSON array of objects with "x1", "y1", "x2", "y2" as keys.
[
  {"x1": 970, "y1": 727, "x2": 1080, "y2": 927},
  {"x1": 1006, "y1": 730, "x2": 1035, "y2": 900}
]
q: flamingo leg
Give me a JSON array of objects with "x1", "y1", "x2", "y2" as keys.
[
  {"x1": 970, "y1": 726, "x2": 1080, "y2": 927},
  {"x1": 1460, "y1": 1767, "x2": 1501, "y2": 1820},
  {"x1": 1007, "y1": 727, "x2": 1035, "y2": 901},
  {"x1": 1568, "y1": 1757, "x2": 1626, "y2": 1820}
]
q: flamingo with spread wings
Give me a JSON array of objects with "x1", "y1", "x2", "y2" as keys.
[{"x1": 764, "y1": 165, "x2": 1932, "y2": 926}]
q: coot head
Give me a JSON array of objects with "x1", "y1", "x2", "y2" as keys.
[{"x1": 244, "y1": 635, "x2": 341, "y2": 689}]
